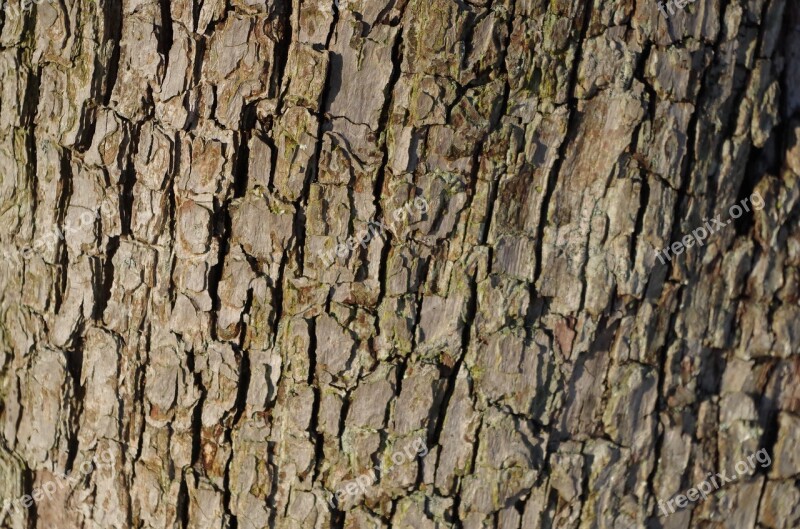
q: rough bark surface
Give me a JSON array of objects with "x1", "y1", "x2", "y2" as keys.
[{"x1": 0, "y1": 0, "x2": 798, "y2": 528}]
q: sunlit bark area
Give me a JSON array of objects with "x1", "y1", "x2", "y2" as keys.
[{"x1": 0, "y1": 0, "x2": 798, "y2": 528}]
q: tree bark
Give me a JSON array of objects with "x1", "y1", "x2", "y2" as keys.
[{"x1": 0, "y1": 0, "x2": 798, "y2": 528}]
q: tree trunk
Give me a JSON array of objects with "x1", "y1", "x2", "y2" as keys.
[{"x1": 0, "y1": 0, "x2": 798, "y2": 527}]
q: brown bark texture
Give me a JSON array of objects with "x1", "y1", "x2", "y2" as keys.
[{"x1": 0, "y1": 0, "x2": 798, "y2": 527}]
